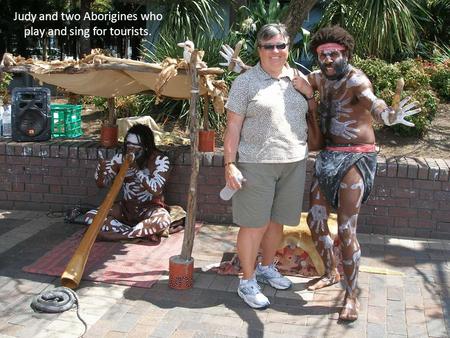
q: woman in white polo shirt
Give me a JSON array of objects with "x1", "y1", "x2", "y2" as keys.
[{"x1": 223, "y1": 23, "x2": 315, "y2": 309}]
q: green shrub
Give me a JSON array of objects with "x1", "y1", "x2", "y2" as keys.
[
  {"x1": 353, "y1": 56, "x2": 439, "y2": 137},
  {"x1": 81, "y1": 96, "x2": 108, "y2": 112},
  {"x1": 429, "y1": 64, "x2": 450, "y2": 101},
  {"x1": 398, "y1": 59, "x2": 430, "y2": 90},
  {"x1": 416, "y1": 88, "x2": 439, "y2": 121},
  {"x1": 390, "y1": 89, "x2": 438, "y2": 137},
  {"x1": 0, "y1": 73, "x2": 12, "y2": 102},
  {"x1": 115, "y1": 95, "x2": 143, "y2": 119},
  {"x1": 377, "y1": 88, "x2": 395, "y2": 106},
  {"x1": 81, "y1": 95, "x2": 144, "y2": 121},
  {"x1": 352, "y1": 56, "x2": 401, "y2": 93}
]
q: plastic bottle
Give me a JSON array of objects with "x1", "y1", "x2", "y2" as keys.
[
  {"x1": 0, "y1": 102, "x2": 3, "y2": 136},
  {"x1": 220, "y1": 172, "x2": 244, "y2": 201},
  {"x1": 2, "y1": 104, "x2": 11, "y2": 137}
]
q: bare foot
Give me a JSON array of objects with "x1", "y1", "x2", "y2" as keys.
[
  {"x1": 339, "y1": 297, "x2": 359, "y2": 321},
  {"x1": 307, "y1": 272, "x2": 341, "y2": 291}
]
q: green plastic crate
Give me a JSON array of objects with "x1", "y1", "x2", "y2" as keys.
[{"x1": 51, "y1": 104, "x2": 83, "y2": 138}]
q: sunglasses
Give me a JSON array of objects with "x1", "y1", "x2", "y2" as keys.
[{"x1": 259, "y1": 43, "x2": 288, "y2": 50}]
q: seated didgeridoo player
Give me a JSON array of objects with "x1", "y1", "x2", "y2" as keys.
[
  {"x1": 292, "y1": 26, "x2": 421, "y2": 321},
  {"x1": 84, "y1": 124, "x2": 172, "y2": 241}
]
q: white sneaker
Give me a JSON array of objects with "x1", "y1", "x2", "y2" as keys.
[
  {"x1": 255, "y1": 263, "x2": 292, "y2": 290},
  {"x1": 237, "y1": 278, "x2": 270, "y2": 309}
]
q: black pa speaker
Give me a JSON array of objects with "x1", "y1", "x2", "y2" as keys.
[{"x1": 11, "y1": 87, "x2": 51, "y2": 142}]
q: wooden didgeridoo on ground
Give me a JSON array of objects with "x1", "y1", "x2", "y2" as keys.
[{"x1": 61, "y1": 154, "x2": 132, "y2": 289}]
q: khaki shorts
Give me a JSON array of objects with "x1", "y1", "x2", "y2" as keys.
[{"x1": 232, "y1": 160, "x2": 306, "y2": 227}]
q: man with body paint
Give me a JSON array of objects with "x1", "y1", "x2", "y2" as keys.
[
  {"x1": 220, "y1": 25, "x2": 419, "y2": 319},
  {"x1": 291, "y1": 26, "x2": 420, "y2": 321},
  {"x1": 84, "y1": 124, "x2": 172, "y2": 241}
]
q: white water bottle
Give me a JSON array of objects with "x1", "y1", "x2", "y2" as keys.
[
  {"x1": 2, "y1": 104, "x2": 11, "y2": 137},
  {"x1": 220, "y1": 172, "x2": 244, "y2": 201},
  {"x1": 0, "y1": 103, "x2": 3, "y2": 136}
]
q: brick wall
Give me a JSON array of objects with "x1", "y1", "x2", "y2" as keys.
[{"x1": 1, "y1": 139, "x2": 449, "y2": 239}]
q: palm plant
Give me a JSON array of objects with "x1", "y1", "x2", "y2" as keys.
[
  {"x1": 416, "y1": 0, "x2": 449, "y2": 43},
  {"x1": 317, "y1": 0, "x2": 431, "y2": 61},
  {"x1": 231, "y1": 0, "x2": 290, "y2": 64},
  {"x1": 148, "y1": 0, "x2": 224, "y2": 42},
  {"x1": 237, "y1": 0, "x2": 289, "y2": 29},
  {"x1": 413, "y1": 0, "x2": 450, "y2": 59},
  {"x1": 141, "y1": 31, "x2": 241, "y2": 65}
]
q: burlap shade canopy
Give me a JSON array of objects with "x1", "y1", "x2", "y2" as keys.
[{"x1": 0, "y1": 52, "x2": 226, "y2": 109}]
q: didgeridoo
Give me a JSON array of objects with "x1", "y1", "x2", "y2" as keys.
[{"x1": 61, "y1": 154, "x2": 132, "y2": 289}]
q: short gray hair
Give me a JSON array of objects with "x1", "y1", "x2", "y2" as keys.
[{"x1": 256, "y1": 23, "x2": 289, "y2": 45}]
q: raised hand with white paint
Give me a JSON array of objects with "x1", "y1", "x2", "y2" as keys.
[{"x1": 381, "y1": 96, "x2": 421, "y2": 127}]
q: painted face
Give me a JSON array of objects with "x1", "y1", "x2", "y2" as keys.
[
  {"x1": 258, "y1": 34, "x2": 289, "y2": 73},
  {"x1": 126, "y1": 133, "x2": 144, "y2": 159},
  {"x1": 317, "y1": 46, "x2": 349, "y2": 80}
]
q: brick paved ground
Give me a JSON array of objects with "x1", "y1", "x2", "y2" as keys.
[{"x1": 0, "y1": 209, "x2": 449, "y2": 337}]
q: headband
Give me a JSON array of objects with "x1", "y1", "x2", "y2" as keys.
[
  {"x1": 126, "y1": 133, "x2": 141, "y2": 146},
  {"x1": 316, "y1": 43, "x2": 346, "y2": 53}
]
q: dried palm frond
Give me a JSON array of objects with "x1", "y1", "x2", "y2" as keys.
[{"x1": 155, "y1": 62, "x2": 178, "y2": 103}]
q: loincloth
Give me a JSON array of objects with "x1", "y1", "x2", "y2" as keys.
[{"x1": 314, "y1": 150, "x2": 377, "y2": 209}]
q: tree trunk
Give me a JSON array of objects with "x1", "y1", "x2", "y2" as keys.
[
  {"x1": 283, "y1": 0, "x2": 318, "y2": 43},
  {"x1": 107, "y1": 97, "x2": 116, "y2": 126},
  {"x1": 202, "y1": 95, "x2": 209, "y2": 130},
  {"x1": 79, "y1": 0, "x2": 92, "y2": 57},
  {"x1": 42, "y1": 36, "x2": 48, "y2": 61}
]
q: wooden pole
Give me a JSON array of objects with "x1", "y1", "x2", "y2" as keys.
[
  {"x1": 180, "y1": 50, "x2": 200, "y2": 260},
  {"x1": 107, "y1": 97, "x2": 116, "y2": 126},
  {"x1": 202, "y1": 95, "x2": 210, "y2": 131}
]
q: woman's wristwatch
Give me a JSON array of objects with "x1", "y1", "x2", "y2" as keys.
[{"x1": 224, "y1": 161, "x2": 236, "y2": 167}]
